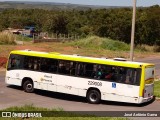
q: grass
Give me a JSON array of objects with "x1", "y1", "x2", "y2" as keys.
[
  {"x1": 0, "y1": 32, "x2": 16, "y2": 45},
  {"x1": 0, "y1": 35, "x2": 159, "y2": 59},
  {"x1": 15, "y1": 34, "x2": 33, "y2": 41},
  {"x1": 66, "y1": 36, "x2": 158, "y2": 59},
  {"x1": 0, "y1": 104, "x2": 128, "y2": 120},
  {"x1": 69, "y1": 36, "x2": 130, "y2": 51},
  {"x1": 154, "y1": 80, "x2": 160, "y2": 98}
]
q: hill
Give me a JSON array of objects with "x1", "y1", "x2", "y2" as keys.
[{"x1": 0, "y1": 1, "x2": 129, "y2": 10}]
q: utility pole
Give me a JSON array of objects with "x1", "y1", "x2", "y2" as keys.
[{"x1": 130, "y1": 0, "x2": 137, "y2": 61}]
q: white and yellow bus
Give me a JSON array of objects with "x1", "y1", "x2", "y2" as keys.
[{"x1": 5, "y1": 50, "x2": 154, "y2": 104}]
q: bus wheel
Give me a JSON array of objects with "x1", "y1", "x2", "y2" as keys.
[
  {"x1": 87, "y1": 90, "x2": 101, "y2": 104},
  {"x1": 23, "y1": 80, "x2": 34, "y2": 93}
]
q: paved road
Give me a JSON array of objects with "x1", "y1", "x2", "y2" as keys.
[{"x1": 136, "y1": 56, "x2": 160, "y2": 77}]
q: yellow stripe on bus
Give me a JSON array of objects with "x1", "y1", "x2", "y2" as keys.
[{"x1": 139, "y1": 66, "x2": 145, "y2": 97}]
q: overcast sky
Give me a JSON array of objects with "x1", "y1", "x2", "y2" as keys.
[{"x1": 1, "y1": 0, "x2": 160, "y2": 7}]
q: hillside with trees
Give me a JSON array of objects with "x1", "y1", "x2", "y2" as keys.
[
  {"x1": 0, "y1": 1, "x2": 119, "y2": 10},
  {"x1": 0, "y1": 5, "x2": 159, "y2": 46}
]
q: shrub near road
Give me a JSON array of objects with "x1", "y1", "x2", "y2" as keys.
[
  {"x1": 69, "y1": 36, "x2": 130, "y2": 51},
  {"x1": 154, "y1": 81, "x2": 160, "y2": 98},
  {"x1": 0, "y1": 32, "x2": 16, "y2": 45}
]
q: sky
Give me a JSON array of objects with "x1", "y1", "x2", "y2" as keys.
[{"x1": 1, "y1": 0, "x2": 160, "y2": 7}]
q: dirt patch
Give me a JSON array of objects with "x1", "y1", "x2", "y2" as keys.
[
  {"x1": 15, "y1": 45, "x2": 47, "y2": 52},
  {"x1": 0, "y1": 57, "x2": 7, "y2": 68},
  {"x1": 0, "y1": 45, "x2": 49, "y2": 68}
]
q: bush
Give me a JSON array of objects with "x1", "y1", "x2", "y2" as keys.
[
  {"x1": 135, "y1": 45, "x2": 148, "y2": 52},
  {"x1": 153, "y1": 45, "x2": 160, "y2": 52},
  {"x1": 0, "y1": 32, "x2": 16, "y2": 45},
  {"x1": 69, "y1": 36, "x2": 130, "y2": 51}
]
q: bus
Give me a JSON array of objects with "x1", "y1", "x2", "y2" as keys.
[{"x1": 5, "y1": 50, "x2": 155, "y2": 104}]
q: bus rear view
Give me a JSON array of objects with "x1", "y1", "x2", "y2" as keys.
[{"x1": 139, "y1": 65, "x2": 154, "y2": 103}]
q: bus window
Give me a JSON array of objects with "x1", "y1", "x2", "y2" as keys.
[
  {"x1": 68, "y1": 61, "x2": 76, "y2": 75},
  {"x1": 24, "y1": 56, "x2": 40, "y2": 71},
  {"x1": 57, "y1": 60, "x2": 76, "y2": 75},
  {"x1": 58, "y1": 60, "x2": 66, "y2": 74},
  {"x1": 24, "y1": 56, "x2": 29, "y2": 69},
  {"x1": 118, "y1": 67, "x2": 127, "y2": 83},
  {"x1": 103, "y1": 66, "x2": 141, "y2": 85},
  {"x1": 11, "y1": 58, "x2": 17, "y2": 68},
  {"x1": 7, "y1": 54, "x2": 24, "y2": 70},
  {"x1": 48, "y1": 59, "x2": 58, "y2": 73},
  {"x1": 104, "y1": 66, "x2": 114, "y2": 80},
  {"x1": 65, "y1": 61, "x2": 71, "y2": 74},
  {"x1": 112, "y1": 67, "x2": 127, "y2": 83},
  {"x1": 76, "y1": 63, "x2": 86, "y2": 76},
  {"x1": 40, "y1": 58, "x2": 49, "y2": 72},
  {"x1": 33, "y1": 58, "x2": 40, "y2": 70},
  {"x1": 125, "y1": 68, "x2": 141, "y2": 85},
  {"x1": 92, "y1": 64, "x2": 105, "y2": 80},
  {"x1": 104, "y1": 66, "x2": 118, "y2": 82},
  {"x1": 85, "y1": 63, "x2": 93, "y2": 78},
  {"x1": 92, "y1": 64, "x2": 98, "y2": 78},
  {"x1": 28, "y1": 57, "x2": 34, "y2": 70}
]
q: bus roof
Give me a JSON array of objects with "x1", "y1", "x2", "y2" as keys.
[{"x1": 10, "y1": 50, "x2": 154, "y2": 68}]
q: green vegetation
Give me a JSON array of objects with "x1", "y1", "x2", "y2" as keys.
[
  {"x1": 0, "y1": 32, "x2": 32, "y2": 45},
  {"x1": 0, "y1": 35, "x2": 153, "y2": 59},
  {"x1": 68, "y1": 36, "x2": 156, "y2": 53},
  {"x1": 154, "y1": 80, "x2": 160, "y2": 98},
  {"x1": 15, "y1": 34, "x2": 33, "y2": 41},
  {"x1": 0, "y1": 32, "x2": 15, "y2": 45},
  {"x1": 2, "y1": 104, "x2": 51, "y2": 111},
  {"x1": 0, "y1": 5, "x2": 159, "y2": 46},
  {"x1": 69, "y1": 36, "x2": 130, "y2": 51},
  {"x1": 0, "y1": 104, "x2": 128, "y2": 120}
]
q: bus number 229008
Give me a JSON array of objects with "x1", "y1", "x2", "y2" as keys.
[{"x1": 88, "y1": 81, "x2": 102, "y2": 86}]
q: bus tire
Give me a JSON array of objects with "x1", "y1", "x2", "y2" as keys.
[
  {"x1": 23, "y1": 80, "x2": 34, "y2": 93},
  {"x1": 87, "y1": 90, "x2": 101, "y2": 104}
]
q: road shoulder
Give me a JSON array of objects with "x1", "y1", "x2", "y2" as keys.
[{"x1": 0, "y1": 68, "x2": 6, "y2": 76}]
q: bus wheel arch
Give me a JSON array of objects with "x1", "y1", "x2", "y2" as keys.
[
  {"x1": 22, "y1": 77, "x2": 34, "y2": 93},
  {"x1": 86, "y1": 87, "x2": 101, "y2": 104}
]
